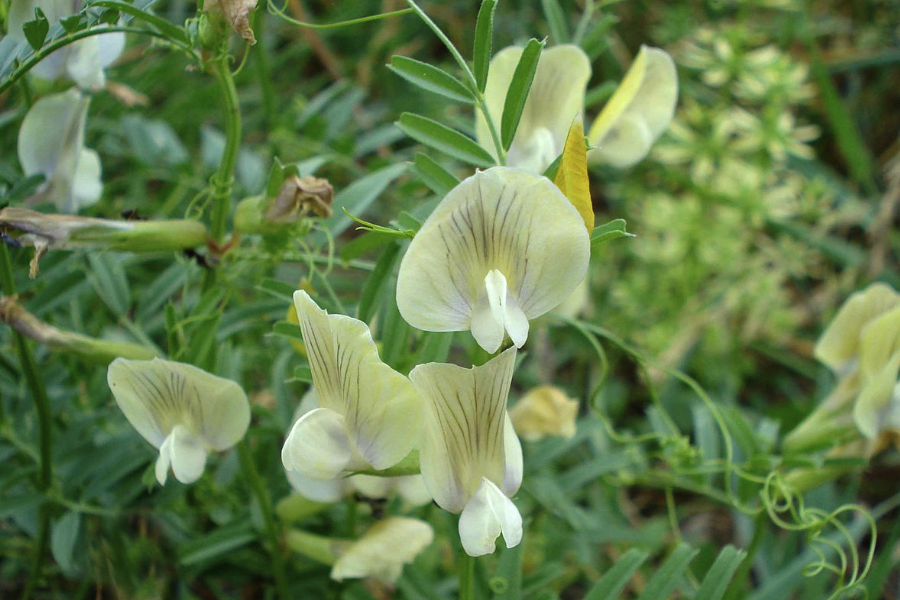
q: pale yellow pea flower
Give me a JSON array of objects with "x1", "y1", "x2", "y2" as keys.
[
  {"x1": 396, "y1": 167, "x2": 590, "y2": 353},
  {"x1": 587, "y1": 45, "x2": 678, "y2": 168},
  {"x1": 284, "y1": 389, "x2": 431, "y2": 506},
  {"x1": 107, "y1": 358, "x2": 250, "y2": 485},
  {"x1": 17, "y1": 89, "x2": 102, "y2": 213},
  {"x1": 281, "y1": 292, "x2": 420, "y2": 481},
  {"x1": 409, "y1": 348, "x2": 523, "y2": 557},
  {"x1": 510, "y1": 385, "x2": 579, "y2": 441},
  {"x1": 476, "y1": 45, "x2": 591, "y2": 173}
]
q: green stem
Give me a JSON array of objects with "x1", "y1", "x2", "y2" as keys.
[
  {"x1": 209, "y1": 56, "x2": 242, "y2": 244},
  {"x1": 251, "y1": 10, "x2": 276, "y2": 129},
  {"x1": 0, "y1": 245, "x2": 53, "y2": 600},
  {"x1": 0, "y1": 26, "x2": 197, "y2": 95},
  {"x1": 459, "y1": 549, "x2": 475, "y2": 600},
  {"x1": 237, "y1": 441, "x2": 290, "y2": 600},
  {"x1": 723, "y1": 512, "x2": 767, "y2": 600}
]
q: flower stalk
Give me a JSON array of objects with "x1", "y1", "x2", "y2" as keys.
[
  {"x1": 237, "y1": 441, "x2": 290, "y2": 600},
  {"x1": 209, "y1": 55, "x2": 242, "y2": 245}
]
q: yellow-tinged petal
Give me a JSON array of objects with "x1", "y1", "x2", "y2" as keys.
[
  {"x1": 854, "y1": 351, "x2": 900, "y2": 439},
  {"x1": 107, "y1": 357, "x2": 250, "y2": 485},
  {"x1": 477, "y1": 45, "x2": 591, "y2": 173},
  {"x1": 510, "y1": 385, "x2": 579, "y2": 441},
  {"x1": 396, "y1": 167, "x2": 590, "y2": 352},
  {"x1": 859, "y1": 305, "x2": 900, "y2": 381},
  {"x1": 409, "y1": 347, "x2": 517, "y2": 513},
  {"x1": 289, "y1": 291, "x2": 420, "y2": 472},
  {"x1": 107, "y1": 357, "x2": 250, "y2": 451},
  {"x1": 553, "y1": 118, "x2": 594, "y2": 231},
  {"x1": 588, "y1": 46, "x2": 678, "y2": 168},
  {"x1": 815, "y1": 283, "x2": 900, "y2": 375},
  {"x1": 331, "y1": 517, "x2": 434, "y2": 582}
]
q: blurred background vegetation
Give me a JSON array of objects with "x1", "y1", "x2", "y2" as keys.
[{"x1": 1, "y1": 0, "x2": 900, "y2": 599}]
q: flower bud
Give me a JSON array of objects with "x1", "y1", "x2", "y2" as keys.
[{"x1": 509, "y1": 385, "x2": 579, "y2": 441}]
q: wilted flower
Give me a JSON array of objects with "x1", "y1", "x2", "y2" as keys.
[
  {"x1": 107, "y1": 358, "x2": 250, "y2": 485},
  {"x1": 409, "y1": 347, "x2": 523, "y2": 557},
  {"x1": 587, "y1": 45, "x2": 678, "y2": 168},
  {"x1": 7, "y1": 0, "x2": 124, "y2": 90},
  {"x1": 18, "y1": 89, "x2": 102, "y2": 213},
  {"x1": 281, "y1": 292, "x2": 420, "y2": 480},
  {"x1": 476, "y1": 45, "x2": 591, "y2": 173},
  {"x1": 396, "y1": 167, "x2": 590, "y2": 353},
  {"x1": 285, "y1": 389, "x2": 431, "y2": 506},
  {"x1": 0, "y1": 295, "x2": 156, "y2": 362},
  {"x1": 510, "y1": 385, "x2": 579, "y2": 441},
  {"x1": 0, "y1": 207, "x2": 209, "y2": 277},
  {"x1": 286, "y1": 517, "x2": 434, "y2": 582}
]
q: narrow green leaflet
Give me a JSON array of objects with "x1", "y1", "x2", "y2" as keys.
[
  {"x1": 412, "y1": 153, "x2": 460, "y2": 197},
  {"x1": 501, "y1": 38, "x2": 545, "y2": 150},
  {"x1": 389, "y1": 55, "x2": 474, "y2": 104},
  {"x1": 635, "y1": 544, "x2": 698, "y2": 600},
  {"x1": 695, "y1": 546, "x2": 745, "y2": 600},
  {"x1": 396, "y1": 113, "x2": 495, "y2": 168},
  {"x1": 584, "y1": 548, "x2": 648, "y2": 600},
  {"x1": 50, "y1": 511, "x2": 81, "y2": 576},
  {"x1": 541, "y1": 0, "x2": 569, "y2": 43},
  {"x1": 473, "y1": 0, "x2": 497, "y2": 93},
  {"x1": 590, "y1": 218, "x2": 635, "y2": 251}
]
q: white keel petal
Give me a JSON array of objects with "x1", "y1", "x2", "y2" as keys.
[
  {"x1": 282, "y1": 407, "x2": 353, "y2": 480},
  {"x1": 459, "y1": 478, "x2": 523, "y2": 557},
  {"x1": 169, "y1": 425, "x2": 207, "y2": 484}
]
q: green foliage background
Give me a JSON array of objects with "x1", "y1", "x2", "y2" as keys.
[{"x1": 1, "y1": 0, "x2": 899, "y2": 599}]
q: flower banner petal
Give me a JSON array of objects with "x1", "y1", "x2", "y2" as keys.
[
  {"x1": 410, "y1": 347, "x2": 516, "y2": 513},
  {"x1": 396, "y1": 167, "x2": 590, "y2": 350}
]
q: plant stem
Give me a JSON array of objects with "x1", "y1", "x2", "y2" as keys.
[
  {"x1": 459, "y1": 550, "x2": 475, "y2": 600},
  {"x1": 237, "y1": 441, "x2": 290, "y2": 600},
  {"x1": 0, "y1": 245, "x2": 53, "y2": 600},
  {"x1": 209, "y1": 56, "x2": 242, "y2": 244},
  {"x1": 252, "y1": 9, "x2": 276, "y2": 128}
]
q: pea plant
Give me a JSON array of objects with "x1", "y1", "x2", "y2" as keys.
[{"x1": 0, "y1": 1, "x2": 895, "y2": 599}]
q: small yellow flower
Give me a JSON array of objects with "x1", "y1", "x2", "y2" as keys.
[{"x1": 510, "y1": 385, "x2": 579, "y2": 441}]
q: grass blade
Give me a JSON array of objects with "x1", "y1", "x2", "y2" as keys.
[
  {"x1": 635, "y1": 543, "x2": 697, "y2": 600},
  {"x1": 397, "y1": 113, "x2": 496, "y2": 167},
  {"x1": 584, "y1": 548, "x2": 648, "y2": 600},
  {"x1": 696, "y1": 546, "x2": 745, "y2": 600},
  {"x1": 541, "y1": 0, "x2": 569, "y2": 43},
  {"x1": 501, "y1": 38, "x2": 545, "y2": 150}
]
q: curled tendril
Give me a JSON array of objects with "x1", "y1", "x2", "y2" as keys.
[{"x1": 553, "y1": 315, "x2": 878, "y2": 597}]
